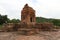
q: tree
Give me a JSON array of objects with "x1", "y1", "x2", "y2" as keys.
[
  {"x1": 0, "y1": 14, "x2": 8, "y2": 25},
  {"x1": 7, "y1": 19, "x2": 20, "y2": 23},
  {"x1": 52, "y1": 20, "x2": 60, "y2": 26}
]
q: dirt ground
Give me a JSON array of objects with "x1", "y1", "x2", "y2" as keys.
[{"x1": 0, "y1": 30, "x2": 60, "y2": 40}]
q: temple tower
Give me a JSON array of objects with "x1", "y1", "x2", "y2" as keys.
[{"x1": 21, "y1": 4, "x2": 36, "y2": 24}]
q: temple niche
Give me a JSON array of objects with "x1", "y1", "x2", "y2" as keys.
[{"x1": 21, "y1": 4, "x2": 36, "y2": 24}]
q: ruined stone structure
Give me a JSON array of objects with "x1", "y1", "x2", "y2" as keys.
[
  {"x1": 2, "y1": 4, "x2": 55, "y2": 35},
  {"x1": 21, "y1": 4, "x2": 36, "y2": 25}
]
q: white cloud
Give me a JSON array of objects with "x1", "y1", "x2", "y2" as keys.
[
  {"x1": 0, "y1": 0, "x2": 28, "y2": 19},
  {"x1": 0, "y1": 6, "x2": 7, "y2": 15},
  {"x1": 0, "y1": 0, "x2": 60, "y2": 19}
]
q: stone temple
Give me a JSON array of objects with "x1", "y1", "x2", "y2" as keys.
[
  {"x1": 2, "y1": 4, "x2": 54, "y2": 34},
  {"x1": 21, "y1": 4, "x2": 36, "y2": 25}
]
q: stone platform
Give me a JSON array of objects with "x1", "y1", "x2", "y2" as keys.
[{"x1": 0, "y1": 30, "x2": 60, "y2": 40}]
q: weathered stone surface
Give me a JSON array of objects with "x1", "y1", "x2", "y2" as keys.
[
  {"x1": 21, "y1": 4, "x2": 36, "y2": 24},
  {"x1": 0, "y1": 30, "x2": 60, "y2": 40},
  {"x1": 35, "y1": 23, "x2": 54, "y2": 31}
]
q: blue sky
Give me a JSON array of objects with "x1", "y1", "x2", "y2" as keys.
[{"x1": 0, "y1": 0, "x2": 60, "y2": 19}]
